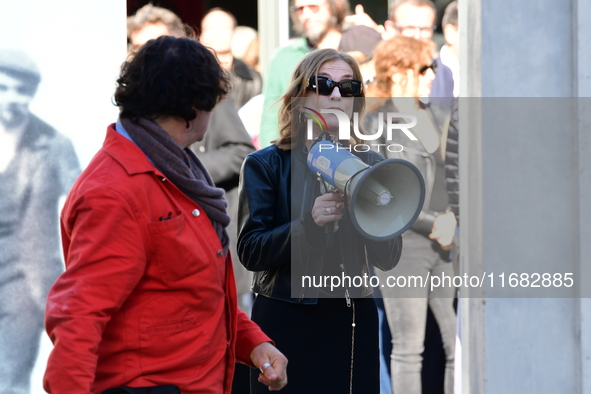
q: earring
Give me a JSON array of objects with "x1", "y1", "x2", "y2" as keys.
[{"x1": 298, "y1": 111, "x2": 305, "y2": 124}]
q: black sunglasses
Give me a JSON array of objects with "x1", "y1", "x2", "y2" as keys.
[
  {"x1": 419, "y1": 62, "x2": 438, "y2": 75},
  {"x1": 306, "y1": 75, "x2": 363, "y2": 97}
]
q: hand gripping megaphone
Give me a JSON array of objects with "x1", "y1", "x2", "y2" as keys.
[{"x1": 307, "y1": 137, "x2": 425, "y2": 241}]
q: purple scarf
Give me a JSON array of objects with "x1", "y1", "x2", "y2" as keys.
[{"x1": 121, "y1": 117, "x2": 230, "y2": 252}]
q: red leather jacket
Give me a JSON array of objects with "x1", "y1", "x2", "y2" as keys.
[{"x1": 44, "y1": 125, "x2": 270, "y2": 394}]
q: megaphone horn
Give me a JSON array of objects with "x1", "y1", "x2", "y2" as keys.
[{"x1": 307, "y1": 139, "x2": 425, "y2": 241}]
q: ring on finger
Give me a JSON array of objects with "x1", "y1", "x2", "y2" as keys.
[
  {"x1": 326, "y1": 207, "x2": 332, "y2": 215},
  {"x1": 260, "y1": 362, "x2": 272, "y2": 373}
]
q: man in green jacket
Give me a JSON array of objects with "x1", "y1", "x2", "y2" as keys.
[{"x1": 258, "y1": 0, "x2": 349, "y2": 148}]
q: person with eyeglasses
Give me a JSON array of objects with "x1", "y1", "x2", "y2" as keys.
[
  {"x1": 258, "y1": 0, "x2": 350, "y2": 149},
  {"x1": 387, "y1": 0, "x2": 454, "y2": 99},
  {"x1": 238, "y1": 48, "x2": 403, "y2": 394},
  {"x1": 383, "y1": 0, "x2": 437, "y2": 40},
  {"x1": 365, "y1": 35, "x2": 456, "y2": 394},
  {"x1": 346, "y1": 0, "x2": 455, "y2": 99}
]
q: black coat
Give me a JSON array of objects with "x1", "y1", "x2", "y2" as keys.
[{"x1": 237, "y1": 144, "x2": 402, "y2": 304}]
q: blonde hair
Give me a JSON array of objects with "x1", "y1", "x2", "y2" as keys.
[
  {"x1": 366, "y1": 36, "x2": 433, "y2": 100},
  {"x1": 275, "y1": 49, "x2": 365, "y2": 150}
]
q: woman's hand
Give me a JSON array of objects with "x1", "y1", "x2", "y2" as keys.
[
  {"x1": 429, "y1": 211, "x2": 457, "y2": 251},
  {"x1": 311, "y1": 192, "x2": 345, "y2": 227}
]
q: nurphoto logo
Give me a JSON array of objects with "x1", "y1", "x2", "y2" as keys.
[{"x1": 304, "y1": 108, "x2": 418, "y2": 153}]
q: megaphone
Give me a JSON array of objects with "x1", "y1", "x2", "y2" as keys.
[{"x1": 307, "y1": 138, "x2": 425, "y2": 241}]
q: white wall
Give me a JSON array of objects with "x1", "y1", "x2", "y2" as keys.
[{"x1": 460, "y1": 0, "x2": 591, "y2": 392}]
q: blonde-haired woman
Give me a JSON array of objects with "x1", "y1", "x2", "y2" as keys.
[
  {"x1": 238, "y1": 48, "x2": 402, "y2": 394},
  {"x1": 366, "y1": 35, "x2": 457, "y2": 394}
]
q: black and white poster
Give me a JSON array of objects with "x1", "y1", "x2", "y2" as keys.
[{"x1": 0, "y1": 1, "x2": 126, "y2": 393}]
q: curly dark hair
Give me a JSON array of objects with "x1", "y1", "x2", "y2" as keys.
[{"x1": 114, "y1": 35, "x2": 229, "y2": 123}]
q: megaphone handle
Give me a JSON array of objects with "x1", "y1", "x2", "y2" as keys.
[
  {"x1": 325, "y1": 222, "x2": 334, "y2": 248},
  {"x1": 319, "y1": 178, "x2": 336, "y2": 247}
]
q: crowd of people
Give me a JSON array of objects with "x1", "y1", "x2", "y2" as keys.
[{"x1": 0, "y1": 1, "x2": 462, "y2": 394}]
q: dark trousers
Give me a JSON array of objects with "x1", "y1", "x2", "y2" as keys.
[{"x1": 250, "y1": 296, "x2": 380, "y2": 394}]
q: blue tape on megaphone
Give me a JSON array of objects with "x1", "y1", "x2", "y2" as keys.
[{"x1": 307, "y1": 140, "x2": 363, "y2": 189}]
